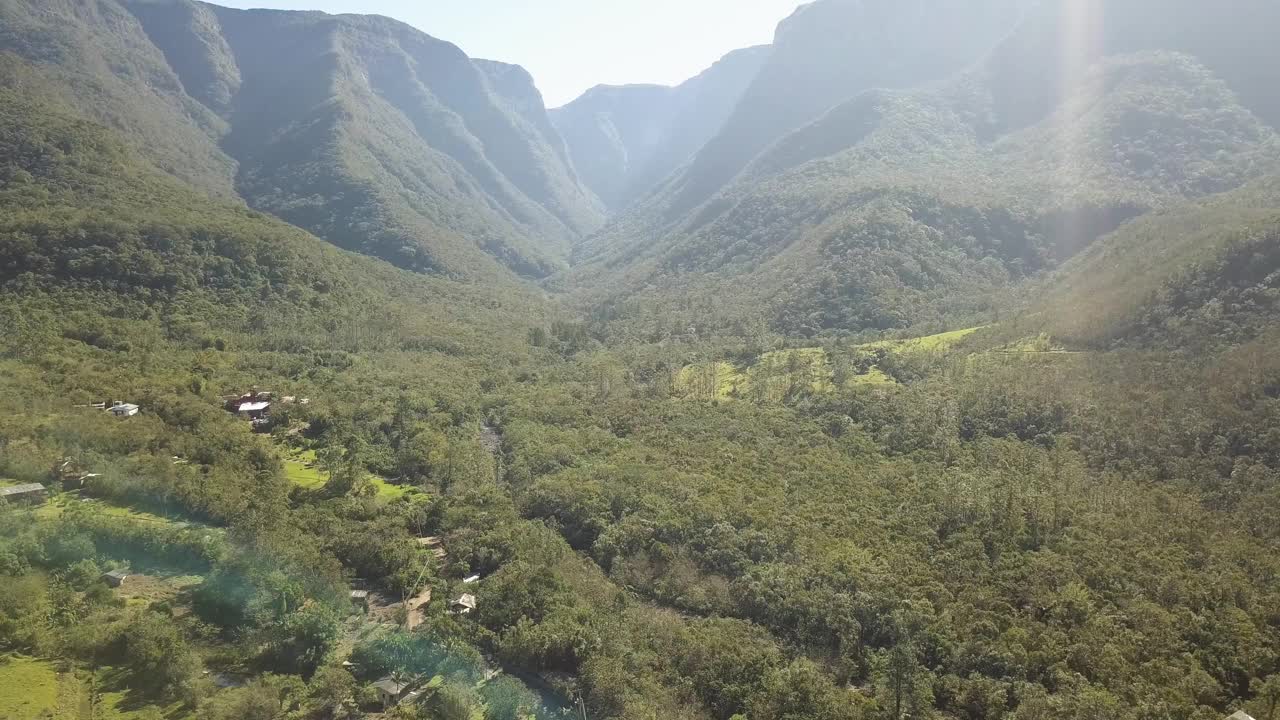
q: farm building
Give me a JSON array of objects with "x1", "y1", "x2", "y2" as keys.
[
  {"x1": 0, "y1": 483, "x2": 47, "y2": 505},
  {"x1": 53, "y1": 458, "x2": 100, "y2": 490},
  {"x1": 237, "y1": 401, "x2": 271, "y2": 419},
  {"x1": 450, "y1": 593, "x2": 477, "y2": 615},
  {"x1": 109, "y1": 403, "x2": 140, "y2": 418},
  {"x1": 102, "y1": 570, "x2": 129, "y2": 588},
  {"x1": 372, "y1": 676, "x2": 414, "y2": 709}
]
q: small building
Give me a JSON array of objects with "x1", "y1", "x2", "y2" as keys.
[
  {"x1": 450, "y1": 593, "x2": 477, "y2": 615},
  {"x1": 372, "y1": 676, "x2": 413, "y2": 709},
  {"x1": 53, "y1": 459, "x2": 99, "y2": 490},
  {"x1": 0, "y1": 483, "x2": 47, "y2": 505},
  {"x1": 102, "y1": 570, "x2": 129, "y2": 588},
  {"x1": 350, "y1": 590, "x2": 370, "y2": 611},
  {"x1": 109, "y1": 403, "x2": 140, "y2": 418},
  {"x1": 463, "y1": 574, "x2": 481, "y2": 585},
  {"x1": 237, "y1": 401, "x2": 271, "y2": 419},
  {"x1": 1229, "y1": 712, "x2": 1257, "y2": 720}
]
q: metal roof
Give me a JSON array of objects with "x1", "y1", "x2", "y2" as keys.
[
  {"x1": 238, "y1": 402, "x2": 270, "y2": 412},
  {"x1": 0, "y1": 484, "x2": 45, "y2": 496},
  {"x1": 372, "y1": 676, "x2": 411, "y2": 694}
]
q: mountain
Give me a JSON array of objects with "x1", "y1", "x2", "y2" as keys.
[
  {"x1": 571, "y1": 0, "x2": 1280, "y2": 340},
  {"x1": 622, "y1": 0, "x2": 1035, "y2": 229},
  {"x1": 551, "y1": 45, "x2": 770, "y2": 211},
  {"x1": 0, "y1": 0, "x2": 603, "y2": 280},
  {"x1": 0, "y1": 53, "x2": 549, "y2": 355}
]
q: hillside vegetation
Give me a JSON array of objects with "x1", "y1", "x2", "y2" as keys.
[
  {"x1": 0, "y1": 0, "x2": 602, "y2": 280},
  {"x1": 572, "y1": 0, "x2": 1280, "y2": 343},
  {"x1": 5, "y1": 1, "x2": 1280, "y2": 719}
]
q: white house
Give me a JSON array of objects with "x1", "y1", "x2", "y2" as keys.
[{"x1": 109, "y1": 403, "x2": 140, "y2": 418}]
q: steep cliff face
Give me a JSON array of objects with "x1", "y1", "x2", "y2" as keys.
[
  {"x1": 551, "y1": 45, "x2": 770, "y2": 211},
  {"x1": 647, "y1": 0, "x2": 1034, "y2": 223}
]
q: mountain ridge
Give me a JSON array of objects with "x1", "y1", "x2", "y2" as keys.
[{"x1": 0, "y1": 0, "x2": 604, "y2": 281}]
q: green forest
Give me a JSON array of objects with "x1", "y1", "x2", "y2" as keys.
[{"x1": 4, "y1": 1, "x2": 1280, "y2": 720}]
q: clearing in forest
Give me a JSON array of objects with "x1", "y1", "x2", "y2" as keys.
[{"x1": 282, "y1": 449, "x2": 413, "y2": 499}]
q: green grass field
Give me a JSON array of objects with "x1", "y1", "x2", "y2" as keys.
[
  {"x1": 674, "y1": 328, "x2": 990, "y2": 402},
  {"x1": 0, "y1": 656, "x2": 57, "y2": 719},
  {"x1": 282, "y1": 450, "x2": 412, "y2": 499},
  {"x1": 0, "y1": 656, "x2": 188, "y2": 719},
  {"x1": 34, "y1": 495, "x2": 204, "y2": 527},
  {"x1": 861, "y1": 326, "x2": 984, "y2": 353}
]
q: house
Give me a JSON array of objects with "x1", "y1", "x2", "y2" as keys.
[
  {"x1": 0, "y1": 483, "x2": 47, "y2": 505},
  {"x1": 372, "y1": 676, "x2": 414, "y2": 709},
  {"x1": 350, "y1": 590, "x2": 370, "y2": 611},
  {"x1": 102, "y1": 570, "x2": 129, "y2": 588},
  {"x1": 237, "y1": 401, "x2": 271, "y2": 419},
  {"x1": 53, "y1": 459, "x2": 99, "y2": 490},
  {"x1": 109, "y1": 403, "x2": 140, "y2": 418},
  {"x1": 450, "y1": 593, "x2": 477, "y2": 615}
]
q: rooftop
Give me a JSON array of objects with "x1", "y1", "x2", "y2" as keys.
[
  {"x1": 0, "y1": 483, "x2": 45, "y2": 497},
  {"x1": 238, "y1": 402, "x2": 270, "y2": 412},
  {"x1": 372, "y1": 676, "x2": 412, "y2": 695}
]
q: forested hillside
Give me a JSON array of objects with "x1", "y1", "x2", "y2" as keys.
[
  {"x1": 570, "y1": 0, "x2": 1033, "y2": 256},
  {"x1": 571, "y1": 0, "x2": 1280, "y2": 342},
  {"x1": 0, "y1": 0, "x2": 602, "y2": 280},
  {"x1": 5, "y1": 1, "x2": 1280, "y2": 719}
]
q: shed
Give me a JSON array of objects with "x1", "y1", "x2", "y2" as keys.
[
  {"x1": 372, "y1": 676, "x2": 413, "y2": 709},
  {"x1": 0, "y1": 483, "x2": 47, "y2": 505},
  {"x1": 450, "y1": 593, "x2": 477, "y2": 615},
  {"x1": 237, "y1": 401, "x2": 271, "y2": 419},
  {"x1": 463, "y1": 574, "x2": 482, "y2": 585},
  {"x1": 109, "y1": 403, "x2": 140, "y2": 418},
  {"x1": 350, "y1": 590, "x2": 370, "y2": 610},
  {"x1": 102, "y1": 570, "x2": 129, "y2": 588}
]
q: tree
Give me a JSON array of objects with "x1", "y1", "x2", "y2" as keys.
[
  {"x1": 308, "y1": 666, "x2": 359, "y2": 719},
  {"x1": 196, "y1": 675, "x2": 305, "y2": 720},
  {"x1": 481, "y1": 675, "x2": 539, "y2": 720},
  {"x1": 1250, "y1": 675, "x2": 1280, "y2": 720}
]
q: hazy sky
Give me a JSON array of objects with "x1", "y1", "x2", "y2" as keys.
[{"x1": 211, "y1": 0, "x2": 803, "y2": 107}]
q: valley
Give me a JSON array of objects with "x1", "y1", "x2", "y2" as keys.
[{"x1": 2, "y1": 1, "x2": 1280, "y2": 719}]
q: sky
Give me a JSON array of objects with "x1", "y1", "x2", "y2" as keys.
[{"x1": 211, "y1": 0, "x2": 804, "y2": 107}]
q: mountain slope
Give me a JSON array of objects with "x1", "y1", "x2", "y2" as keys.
[
  {"x1": 551, "y1": 45, "x2": 770, "y2": 211},
  {"x1": 571, "y1": 0, "x2": 1280, "y2": 340},
  {"x1": 0, "y1": 53, "x2": 550, "y2": 355},
  {"x1": 0, "y1": 0, "x2": 602, "y2": 280},
  {"x1": 624, "y1": 0, "x2": 1033, "y2": 229},
  {"x1": 1004, "y1": 177, "x2": 1280, "y2": 355}
]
